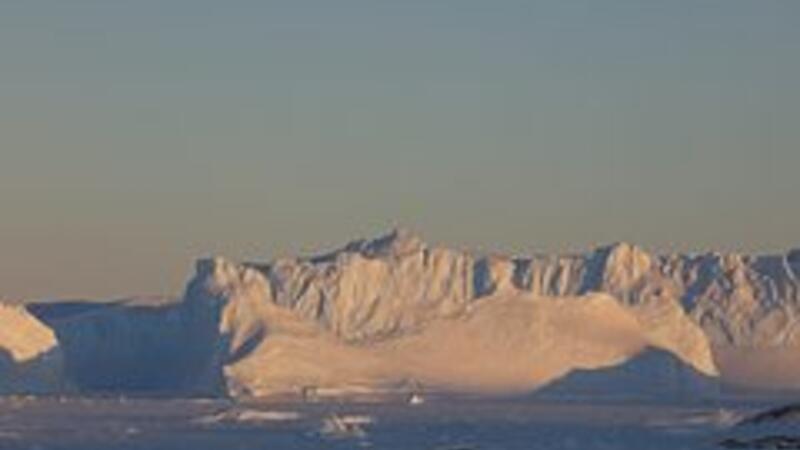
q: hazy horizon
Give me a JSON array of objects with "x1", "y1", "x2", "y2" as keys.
[{"x1": 2, "y1": 1, "x2": 799, "y2": 300}]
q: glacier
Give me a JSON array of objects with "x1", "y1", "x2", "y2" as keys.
[{"x1": 2, "y1": 228, "x2": 799, "y2": 398}]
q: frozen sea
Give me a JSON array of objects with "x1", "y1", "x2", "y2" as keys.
[{"x1": 0, "y1": 394, "x2": 788, "y2": 449}]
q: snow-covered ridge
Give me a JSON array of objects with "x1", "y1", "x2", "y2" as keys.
[{"x1": 217, "y1": 228, "x2": 799, "y2": 349}]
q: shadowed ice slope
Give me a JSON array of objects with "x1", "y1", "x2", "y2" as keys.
[
  {"x1": 27, "y1": 298, "x2": 222, "y2": 395},
  {"x1": 535, "y1": 348, "x2": 720, "y2": 401}
]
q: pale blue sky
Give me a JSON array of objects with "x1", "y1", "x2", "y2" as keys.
[{"x1": 1, "y1": 1, "x2": 798, "y2": 299}]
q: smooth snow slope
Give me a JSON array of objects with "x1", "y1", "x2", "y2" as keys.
[{"x1": 192, "y1": 282, "x2": 707, "y2": 397}]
